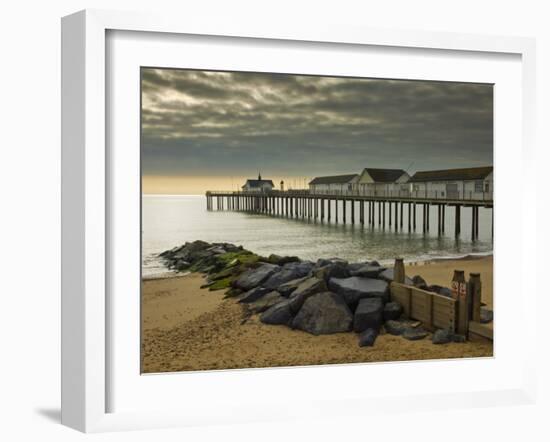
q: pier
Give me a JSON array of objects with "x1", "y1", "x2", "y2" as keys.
[{"x1": 205, "y1": 190, "x2": 493, "y2": 240}]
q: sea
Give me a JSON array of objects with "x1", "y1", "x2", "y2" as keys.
[{"x1": 142, "y1": 195, "x2": 493, "y2": 277}]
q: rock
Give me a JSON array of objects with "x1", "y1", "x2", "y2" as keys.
[
  {"x1": 237, "y1": 287, "x2": 272, "y2": 303},
  {"x1": 313, "y1": 261, "x2": 350, "y2": 281},
  {"x1": 263, "y1": 262, "x2": 312, "y2": 290},
  {"x1": 315, "y1": 258, "x2": 332, "y2": 268},
  {"x1": 384, "y1": 318, "x2": 421, "y2": 336},
  {"x1": 379, "y1": 268, "x2": 413, "y2": 285},
  {"x1": 267, "y1": 254, "x2": 301, "y2": 265},
  {"x1": 427, "y1": 285, "x2": 452, "y2": 298},
  {"x1": 370, "y1": 260, "x2": 381, "y2": 267},
  {"x1": 432, "y1": 328, "x2": 452, "y2": 344},
  {"x1": 480, "y1": 307, "x2": 493, "y2": 323},
  {"x1": 248, "y1": 291, "x2": 286, "y2": 313},
  {"x1": 260, "y1": 300, "x2": 294, "y2": 325},
  {"x1": 234, "y1": 263, "x2": 281, "y2": 291},
  {"x1": 174, "y1": 260, "x2": 190, "y2": 271},
  {"x1": 207, "y1": 246, "x2": 227, "y2": 255},
  {"x1": 287, "y1": 277, "x2": 328, "y2": 313},
  {"x1": 353, "y1": 298, "x2": 384, "y2": 332},
  {"x1": 349, "y1": 265, "x2": 385, "y2": 278},
  {"x1": 291, "y1": 292, "x2": 353, "y2": 335},
  {"x1": 451, "y1": 333, "x2": 466, "y2": 343},
  {"x1": 383, "y1": 301, "x2": 403, "y2": 321},
  {"x1": 402, "y1": 328, "x2": 428, "y2": 341},
  {"x1": 327, "y1": 258, "x2": 349, "y2": 266},
  {"x1": 277, "y1": 276, "x2": 309, "y2": 297},
  {"x1": 412, "y1": 275, "x2": 428, "y2": 289},
  {"x1": 224, "y1": 287, "x2": 243, "y2": 298},
  {"x1": 328, "y1": 277, "x2": 389, "y2": 309},
  {"x1": 358, "y1": 328, "x2": 378, "y2": 347}
]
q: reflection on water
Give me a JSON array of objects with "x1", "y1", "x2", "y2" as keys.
[{"x1": 142, "y1": 195, "x2": 493, "y2": 276}]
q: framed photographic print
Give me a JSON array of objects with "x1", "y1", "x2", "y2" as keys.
[{"x1": 61, "y1": 9, "x2": 537, "y2": 433}]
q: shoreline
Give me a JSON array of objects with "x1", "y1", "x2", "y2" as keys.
[
  {"x1": 141, "y1": 254, "x2": 493, "y2": 373},
  {"x1": 142, "y1": 251, "x2": 494, "y2": 281}
]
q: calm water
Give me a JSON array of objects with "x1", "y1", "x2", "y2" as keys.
[{"x1": 142, "y1": 195, "x2": 493, "y2": 277}]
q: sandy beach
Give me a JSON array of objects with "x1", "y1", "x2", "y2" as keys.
[{"x1": 141, "y1": 256, "x2": 493, "y2": 373}]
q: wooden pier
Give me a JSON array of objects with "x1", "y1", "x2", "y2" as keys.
[{"x1": 205, "y1": 190, "x2": 493, "y2": 240}]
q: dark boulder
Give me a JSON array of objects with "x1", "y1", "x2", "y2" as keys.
[
  {"x1": 412, "y1": 275, "x2": 428, "y2": 289},
  {"x1": 287, "y1": 277, "x2": 328, "y2": 313},
  {"x1": 237, "y1": 287, "x2": 272, "y2": 303},
  {"x1": 233, "y1": 263, "x2": 281, "y2": 291},
  {"x1": 267, "y1": 254, "x2": 301, "y2": 265},
  {"x1": 353, "y1": 298, "x2": 384, "y2": 332},
  {"x1": 174, "y1": 260, "x2": 190, "y2": 271},
  {"x1": 349, "y1": 265, "x2": 386, "y2": 278},
  {"x1": 313, "y1": 261, "x2": 350, "y2": 282},
  {"x1": 291, "y1": 292, "x2": 353, "y2": 335},
  {"x1": 358, "y1": 328, "x2": 379, "y2": 347},
  {"x1": 263, "y1": 263, "x2": 311, "y2": 290},
  {"x1": 248, "y1": 291, "x2": 286, "y2": 314},
  {"x1": 402, "y1": 328, "x2": 428, "y2": 341},
  {"x1": 427, "y1": 284, "x2": 452, "y2": 298},
  {"x1": 480, "y1": 307, "x2": 493, "y2": 323},
  {"x1": 432, "y1": 328, "x2": 452, "y2": 344},
  {"x1": 277, "y1": 276, "x2": 309, "y2": 297},
  {"x1": 328, "y1": 277, "x2": 389, "y2": 308},
  {"x1": 383, "y1": 301, "x2": 403, "y2": 321},
  {"x1": 379, "y1": 268, "x2": 413, "y2": 285},
  {"x1": 260, "y1": 300, "x2": 294, "y2": 325}
]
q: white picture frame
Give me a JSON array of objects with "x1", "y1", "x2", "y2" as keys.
[{"x1": 61, "y1": 9, "x2": 537, "y2": 433}]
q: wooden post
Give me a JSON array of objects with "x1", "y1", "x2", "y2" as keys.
[
  {"x1": 475, "y1": 206, "x2": 479, "y2": 238},
  {"x1": 389, "y1": 201, "x2": 392, "y2": 226},
  {"x1": 321, "y1": 198, "x2": 325, "y2": 221},
  {"x1": 400, "y1": 202, "x2": 403, "y2": 229},
  {"x1": 382, "y1": 202, "x2": 386, "y2": 228},
  {"x1": 394, "y1": 258, "x2": 405, "y2": 284},
  {"x1": 451, "y1": 270, "x2": 468, "y2": 335},
  {"x1": 378, "y1": 201, "x2": 381, "y2": 226},
  {"x1": 442, "y1": 204, "x2": 445, "y2": 233},
  {"x1": 413, "y1": 203, "x2": 416, "y2": 230},
  {"x1": 351, "y1": 200, "x2": 355, "y2": 224},
  {"x1": 455, "y1": 205, "x2": 461, "y2": 238},
  {"x1": 335, "y1": 199, "x2": 339, "y2": 223},
  {"x1": 360, "y1": 201, "x2": 364, "y2": 225},
  {"x1": 426, "y1": 203, "x2": 430, "y2": 231},
  {"x1": 468, "y1": 272, "x2": 482, "y2": 323},
  {"x1": 343, "y1": 200, "x2": 346, "y2": 224}
]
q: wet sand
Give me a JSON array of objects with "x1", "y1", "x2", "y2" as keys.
[{"x1": 141, "y1": 256, "x2": 493, "y2": 373}]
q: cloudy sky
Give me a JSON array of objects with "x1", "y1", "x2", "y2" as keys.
[{"x1": 141, "y1": 68, "x2": 493, "y2": 194}]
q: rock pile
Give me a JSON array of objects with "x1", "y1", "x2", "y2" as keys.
[{"x1": 159, "y1": 241, "x2": 493, "y2": 347}]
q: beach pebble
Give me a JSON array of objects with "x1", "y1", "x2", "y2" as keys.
[
  {"x1": 291, "y1": 292, "x2": 353, "y2": 335},
  {"x1": 353, "y1": 298, "x2": 383, "y2": 332}
]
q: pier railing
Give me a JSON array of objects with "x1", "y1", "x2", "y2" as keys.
[{"x1": 205, "y1": 189, "x2": 493, "y2": 203}]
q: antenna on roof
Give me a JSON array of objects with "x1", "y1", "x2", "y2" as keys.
[{"x1": 404, "y1": 161, "x2": 415, "y2": 174}]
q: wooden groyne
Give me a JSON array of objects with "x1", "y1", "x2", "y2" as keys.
[{"x1": 205, "y1": 190, "x2": 493, "y2": 240}]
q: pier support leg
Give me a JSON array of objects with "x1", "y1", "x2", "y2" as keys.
[
  {"x1": 378, "y1": 202, "x2": 381, "y2": 226},
  {"x1": 413, "y1": 203, "x2": 416, "y2": 230},
  {"x1": 343, "y1": 200, "x2": 347, "y2": 224},
  {"x1": 394, "y1": 202, "x2": 398, "y2": 231},
  {"x1": 455, "y1": 205, "x2": 461, "y2": 238},
  {"x1": 335, "y1": 199, "x2": 339, "y2": 223},
  {"x1": 328, "y1": 199, "x2": 331, "y2": 221},
  {"x1": 389, "y1": 201, "x2": 392, "y2": 226},
  {"x1": 351, "y1": 200, "x2": 355, "y2": 224},
  {"x1": 426, "y1": 204, "x2": 430, "y2": 231},
  {"x1": 400, "y1": 202, "x2": 403, "y2": 229},
  {"x1": 360, "y1": 201, "x2": 364, "y2": 225},
  {"x1": 408, "y1": 203, "x2": 411, "y2": 231},
  {"x1": 382, "y1": 202, "x2": 386, "y2": 228},
  {"x1": 442, "y1": 205, "x2": 445, "y2": 233},
  {"x1": 475, "y1": 206, "x2": 479, "y2": 238}
]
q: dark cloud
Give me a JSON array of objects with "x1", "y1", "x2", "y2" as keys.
[{"x1": 141, "y1": 68, "x2": 493, "y2": 177}]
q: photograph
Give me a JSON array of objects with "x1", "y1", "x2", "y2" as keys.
[{"x1": 140, "y1": 68, "x2": 494, "y2": 374}]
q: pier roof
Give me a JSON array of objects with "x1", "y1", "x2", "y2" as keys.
[
  {"x1": 361, "y1": 168, "x2": 408, "y2": 183},
  {"x1": 309, "y1": 174, "x2": 358, "y2": 185},
  {"x1": 242, "y1": 179, "x2": 274, "y2": 188},
  {"x1": 409, "y1": 166, "x2": 493, "y2": 183}
]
